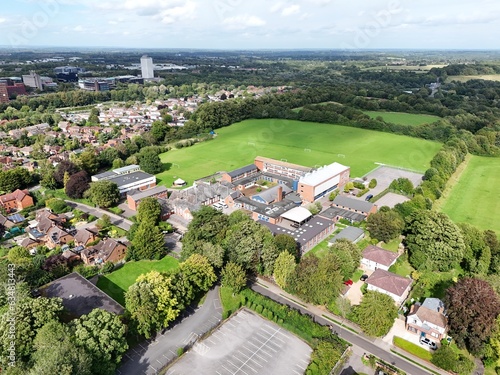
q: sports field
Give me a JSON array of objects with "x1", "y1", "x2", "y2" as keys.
[
  {"x1": 96, "y1": 256, "x2": 179, "y2": 305},
  {"x1": 157, "y1": 119, "x2": 441, "y2": 187},
  {"x1": 440, "y1": 155, "x2": 500, "y2": 235},
  {"x1": 363, "y1": 111, "x2": 440, "y2": 126}
]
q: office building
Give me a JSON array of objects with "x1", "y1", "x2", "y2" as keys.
[
  {"x1": 141, "y1": 55, "x2": 154, "y2": 79},
  {"x1": 22, "y1": 71, "x2": 43, "y2": 91}
]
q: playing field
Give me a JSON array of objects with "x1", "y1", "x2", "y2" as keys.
[
  {"x1": 440, "y1": 155, "x2": 500, "y2": 235},
  {"x1": 363, "y1": 111, "x2": 440, "y2": 126},
  {"x1": 97, "y1": 256, "x2": 179, "y2": 305},
  {"x1": 157, "y1": 119, "x2": 441, "y2": 187}
]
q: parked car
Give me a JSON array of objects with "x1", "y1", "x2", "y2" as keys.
[
  {"x1": 419, "y1": 337, "x2": 437, "y2": 350},
  {"x1": 360, "y1": 274, "x2": 369, "y2": 281},
  {"x1": 365, "y1": 194, "x2": 374, "y2": 201},
  {"x1": 343, "y1": 279, "x2": 353, "y2": 286}
]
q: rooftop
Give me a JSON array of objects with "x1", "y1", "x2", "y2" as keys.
[
  {"x1": 299, "y1": 162, "x2": 349, "y2": 186},
  {"x1": 255, "y1": 156, "x2": 312, "y2": 172},
  {"x1": 319, "y1": 206, "x2": 366, "y2": 222},
  {"x1": 280, "y1": 206, "x2": 312, "y2": 223},
  {"x1": 332, "y1": 195, "x2": 375, "y2": 213},
  {"x1": 109, "y1": 171, "x2": 154, "y2": 187},
  {"x1": 41, "y1": 272, "x2": 124, "y2": 317},
  {"x1": 366, "y1": 269, "x2": 412, "y2": 297},
  {"x1": 227, "y1": 164, "x2": 258, "y2": 178},
  {"x1": 329, "y1": 226, "x2": 365, "y2": 244},
  {"x1": 362, "y1": 245, "x2": 400, "y2": 266},
  {"x1": 113, "y1": 164, "x2": 140, "y2": 174},
  {"x1": 127, "y1": 185, "x2": 168, "y2": 201}
]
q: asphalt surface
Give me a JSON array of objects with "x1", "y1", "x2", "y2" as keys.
[
  {"x1": 65, "y1": 200, "x2": 133, "y2": 231},
  {"x1": 117, "y1": 286, "x2": 223, "y2": 375},
  {"x1": 251, "y1": 284, "x2": 433, "y2": 375}
]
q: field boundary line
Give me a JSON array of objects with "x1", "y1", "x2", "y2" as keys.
[{"x1": 432, "y1": 153, "x2": 472, "y2": 212}]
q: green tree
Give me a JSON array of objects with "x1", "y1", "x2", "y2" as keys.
[
  {"x1": 329, "y1": 239, "x2": 362, "y2": 278},
  {"x1": 30, "y1": 321, "x2": 92, "y2": 375},
  {"x1": 7, "y1": 246, "x2": 32, "y2": 267},
  {"x1": 274, "y1": 234, "x2": 299, "y2": 260},
  {"x1": 430, "y1": 344, "x2": 457, "y2": 371},
  {"x1": 221, "y1": 262, "x2": 247, "y2": 293},
  {"x1": 367, "y1": 210, "x2": 404, "y2": 243},
  {"x1": 131, "y1": 222, "x2": 165, "y2": 260},
  {"x1": 354, "y1": 291, "x2": 397, "y2": 337},
  {"x1": 125, "y1": 271, "x2": 179, "y2": 338},
  {"x1": 200, "y1": 242, "x2": 225, "y2": 269},
  {"x1": 137, "y1": 197, "x2": 162, "y2": 225},
  {"x1": 405, "y1": 210, "x2": 465, "y2": 271},
  {"x1": 151, "y1": 121, "x2": 169, "y2": 143},
  {"x1": 76, "y1": 149, "x2": 100, "y2": 175},
  {"x1": 343, "y1": 182, "x2": 354, "y2": 192},
  {"x1": 112, "y1": 158, "x2": 125, "y2": 169},
  {"x1": 180, "y1": 254, "x2": 217, "y2": 293},
  {"x1": 389, "y1": 178, "x2": 414, "y2": 195},
  {"x1": 96, "y1": 214, "x2": 112, "y2": 231},
  {"x1": 86, "y1": 181, "x2": 120, "y2": 208},
  {"x1": 458, "y1": 223, "x2": 491, "y2": 275},
  {"x1": 72, "y1": 309, "x2": 128, "y2": 375},
  {"x1": 139, "y1": 150, "x2": 163, "y2": 174},
  {"x1": 273, "y1": 252, "x2": 296, "y2": 289}
]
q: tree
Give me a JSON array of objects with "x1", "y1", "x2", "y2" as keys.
[
  {"x1": 389, "y1": 177, "x2": 414, "y2": 195},
  {"x1": 139, "y1": 150, "x2": 163, "y2": 174},
  {"x1": 131, "y1": 222, "x2": 165, "y2": 260},
  {"x1": 260, "y1": 236, "x2": 280, "y2": 275},
  {"x1": 30, "y1": 321, "x2": 92, "y2": 375},
  {"x1": 354, "y1": 291, "x2": 398, "y2": 337},
  {"x1": 367, "y1": 210, "x2": 404, "y2": 243},
  {"x1": 343, "y1": 182, "x2": 354, "y2": 192},
  {"x1": 179, "y1": 254, "x2": 217, "y2": 293},
  {"x1": 125, "y1": 271, "x2": 179, "y2": 338},
  {"x1": 430, "y1": 344, "x2": 458, "y2": 371},
  {"x1": 368, "y1": 178, "x2": 377, "y2": 188},
  {"x1": 54, "y1": 160, "x2": 80, "y2": 186},
  {"x1": 137, "y1": 197, "x2": 162, "y2": 225},
  {"x1": 72, "y1": 309, "x2": 128, "y2": 375},
  {"x1": 200, "y1": 242, "x2": 225, "y2": 269},
  {"x1": 150, "y1": 121, "x2": 169, "y2": 143},
  {"x1": 458, "y1": 223, "x2": 491, "y2": 275},
  {"x1": 7, "y1": 246, "x2": 32, "y2": 267},
  {"x1": 65, "y1": 171, "x2": 90, "y2": 199},
  {"x1": 112, "y1": 158, "x2": 125, "y2": 169},
  {"x1": 99, "y1": 148, "x2": 120, "y2": 168},
  {"x1": 86, "y1": 181, "x2": 120, "y2": 208},
  {"x1": 329, "y1": 239, "x2": 362, "y2": 278},
  {"x1": 274, "y1": 234, "x2": 299, "y2": 260},
  {"x1": 405, "y1": 210, "x2": 465, "y2": 271},
  {"x1": 221, "y1": 262, "x2": 247, "y2": 293},
  {"x1": 77, "y1": 149, "x2": 100, "y2": 175},
  {"x1": 96, "y1": 214, "x2": 112, "y2": 231},
  {"x1": 445, "y1": 278, "x2": 500, "y2": 354},
  {"x1": 273, "y1": 252, "x2": 296, "y2": 289}
]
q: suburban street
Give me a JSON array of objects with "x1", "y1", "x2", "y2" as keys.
[
  {"x1": 65, "y1": 200, "x2": 133, "y2": 231},
  {"x1": 251, "y1": 281, "x2": 443, "y2": 375},
  {"x1": 118, "y1": 286, "x2": 223, "y2": 375}
]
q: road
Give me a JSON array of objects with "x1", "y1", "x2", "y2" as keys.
[
  {"x1": 251, "y1": 283, "x2": 435, "y2": 375},
  {"x1": 65, "y1": 200, "x2": 133, "y2": 231},
  {"x1": 117, "y1": 286, "x2": 223, "y2": 375}
]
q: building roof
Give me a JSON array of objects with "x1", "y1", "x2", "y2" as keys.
[
  {"x1": 227, "y1": 164, "x2": 258, "y2": 178},
  {"x1": 112, "y1": 164, "x2": 140, "y2": 174},
  {"x1": 92, "y1": 170, "x2": 117, "y2": 180},
  {"x1": 255, "y1": 156, "x2": 312, "y2": 173},
  {"x1": 319, "y1": 206, "x2": 366, "y2": 222},
  {"x1": 74, "y1": 228, "x2": 97, "y2": 245},
  {"x1": 299, "y1": 162, "x2": 349, "y2": 186},
  {"x1": 329, "y1": 226, "x2": 365, "y2": 244},
  {"x1": 366, "y1": 269, "x2": 412, "y2": 297},
  {"x1": 362, "y1": 245, "x2": 400, "y2": 267},
  {"x1": 109, "y1": 171, "x2": 154, "y2": 187},
  {"x1": 7, "y1": 213, "x2": 25, "y2": 223},
  {"x1": 41, "y1": 272, "x2": 124, "y2": 317},
  {"x1": 410, "y1": 298, "x2": 448, "y2": 329},
  {"x1": 252, "y1": 184, "x2": 292, "y2": 204},
  {"x1": 332, "y1": 195, "x2": 374, "y2": 213},
  {"x1": 127, "y1": 185, "x2": 168, "y2": 202},
  {"x1": 280, "y1": 206, "x2": 312, "y2": 223},
  {"x1": 0, "y1": 189, "x2": 30, "y2": 204},
  {"x1": 422, "y1": 298, "x2": 446, "y2": 313}
]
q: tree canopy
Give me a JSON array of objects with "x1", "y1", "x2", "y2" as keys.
[
  {"x1": 85, "y1": 181, "x2": 120, "y2": 208},
  {"x1": 353, "y1": 291, "x2": 398, "y2": 337}
]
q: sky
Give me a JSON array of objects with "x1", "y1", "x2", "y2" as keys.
[{"x1": 0, "y1": 0, "x2": 499, "y2": 50}]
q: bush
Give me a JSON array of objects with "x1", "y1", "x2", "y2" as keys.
[
  {"x1": 353, "y1": 181, "x2": 365, "y2": 189},
  {"x1": 356, "y1": 188, "x2": 369, "y2": 197},
  {"x1": 46, "y1": 198, "x2": 69, "y2": 214},
  {"x1": 177, "y1": 347, "x2": 184, "y2": 356},
  {"x1": 369, "y1": 179, "x2": 377, "y2": 188},
  {"x1": 101, "y1": 261, "x2": 115, "y2": 274}
]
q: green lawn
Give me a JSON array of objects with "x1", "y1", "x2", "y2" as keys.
[
  {"x1": 97, "y1": 256, "x2": 179, "y2": 305},
  {"x1": 157, "y1": 119, "x2": 441, "y2": 187},
  {"x1": 388, "y1": 253, "x2": 415, "y2": 278},
  {"x1": 363, "y1": 111, "x2": 440, "y2": 126},
  {"x1": 393, "y1": 336, "x2": 433, "y2": 362},
  {"x1": 380, "y1": 238, "x2": 401, "y2": 252},
  {"x1": 219, "y1": 286, "x2": 242, "y2": 316},
  {"x1": 440, "y1": 155, "x2": 500, "y2": 235}
]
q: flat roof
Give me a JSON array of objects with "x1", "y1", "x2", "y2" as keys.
[
  {"x1": 299, "y1": 162, "x2": 349, "y2": 186},
  {"x1": 319, "y1": 206, "x2": 366, "y2": 222},
  {"x1": 41, "y1": 272, "x2": 124, "y2": 317},
  {"x1": 127, "y1": 185, "x2": 168, "y2": 201},
  {"x1": 109, "y1": 171, "x2": 154, "y2": 187},
  {"x1": 255, "y1": 156, "x2": 312, "y2": 172},
  {"x1": 333, "y1": 195, "x2": 374, "y2": 213},
  {"x1": 93, "y1": 170, "x2": 117, "y2": 180},
  {"x1": 280, "y1": 206, "x2": 312, "y2": 223},
  {"x1": 113, "y1": 164, "x2": 139, "y2": 174},
  {"x1": 329, "y1": 226, "x2": 365, "y2": 243}
]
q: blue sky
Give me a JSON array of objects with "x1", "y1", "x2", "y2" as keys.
[{"x1": 1, "y1": 0, "x2": 499, "y2": 49}]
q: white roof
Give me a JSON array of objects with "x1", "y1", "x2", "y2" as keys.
[
  {"x1": 280, "y1": 207, "x2": 312, "y2": 223},
  {"x1": 299, "y1": 162, "x2": 349, "y2": 186},
  {"x1": 113, "y1": 164, "x2": 139, "y2": 174},
  {"x1": 174, "y1": 178, "x2": 186, "y2": 184}
]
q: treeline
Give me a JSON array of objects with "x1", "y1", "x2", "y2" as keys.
[{"x1": 431, "y1": 63, "x2": 500, "y2": 77}]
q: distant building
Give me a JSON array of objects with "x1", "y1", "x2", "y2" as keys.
[
  {"x1": 92, "y1": 165, "x2": 141, "y2": 182},
  {"x1": 78, "y1": 78, "x2": 110, "y2": 92},
  {"x1": 0, "y1": 82, "x2": 8, "y2": 103},
  {"x1": 92, "y1": 166, "x2": 156, "y2": 196},
  {"x1": 141, "y1": 55, "x2": 154, "y2": 79},
  {"x1": 22, "y1": 71, "x2": 43, "y2": 91},
  {"x1": 126, "y1": 185, "x2": 169, "y2": 211},
  {"x1": 54, "y1": 66, "x2": 84, "y2": 74}
]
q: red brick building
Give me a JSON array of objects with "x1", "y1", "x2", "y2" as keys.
[{"x1": 0, "y1": 189, "x2": 34, "y2": 212}]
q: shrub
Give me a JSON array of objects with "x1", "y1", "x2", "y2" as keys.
[
  {"x1": 356, "y1": 188, "x2": 369, "y2": 197},
  {"x1": 369, "y1": 179, "x2": 377, "y2": 188},
  {"x1": 177, "y1": 347, "x2": 184, "y2": 356},
  {"x1": 353, "y1": 181, "x2": 365, "y2": 189},
  {"x1": 46, "y1": 198, "x2": 69, "y2": 214}
]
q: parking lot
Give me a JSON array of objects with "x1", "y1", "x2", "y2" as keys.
[
  {"x1": 165, "y1": 309, "x2": 312, "y2": 375},
  {"x1": 359, "y1": 166, "x2": 424, "y2": 200}
]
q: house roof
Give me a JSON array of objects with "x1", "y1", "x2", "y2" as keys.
[
  {"x1": 280, "y1": 206, "x2": 312, "y2": 223},
  {"x1": 329, "y1": 226, "x2": 365, "y2": 244},
  {"x1": 0, "y1": 189, "x2": 30, "y2": 204},
  {"x1": 74, "y1": 228, "x2": 96, "y2": 245},
  {"x1": 410, "y1": 301, "x2": 447, "y2": 329},
  {"x1": 227, "y1": 164, "x2": 258, "y2": 178},
  {"x1": 252, "y1": 184, "x2": 292, "y2": 204},
  {"x1": 109, "y1": 171, "x2": 154, "y2": 188},
  {"x1": 366, "y1": 269, "x2": 412, "y2": 297},
  {"x1": 332, "y1": 195, "x2": 374, "y2": 213},
  {"x1": 362, "y1": 245, "x2": 400, "y2": 267},
  {"x1": 127, "y1": 185, "x2": 168, "y2": 202}
]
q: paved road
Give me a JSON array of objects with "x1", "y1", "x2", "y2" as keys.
[
  {"x1": 117, "y1": 286, "x2": 223, "y2": 375},
  {"x1": 251, "y1": 284, "x2": 434, "y2": 375},
  {"x1": 65, "y1": 200, "x2": 133, "y2": 231}
]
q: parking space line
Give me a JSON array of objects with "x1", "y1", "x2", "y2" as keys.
[{"x1": 238, "y1": 351, "x2": 264, "y2": 367}]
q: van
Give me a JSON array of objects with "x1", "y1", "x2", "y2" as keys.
[{"x1": 365, "y1": 194, "x2": 374, "y2": 201}]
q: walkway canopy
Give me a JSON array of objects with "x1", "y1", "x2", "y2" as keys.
[{"x1": 280, "y1": 206, "x2": 312, "y2": 224}]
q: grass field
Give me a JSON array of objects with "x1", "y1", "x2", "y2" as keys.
[
  {"x1": 157, "y1": 119, "x2": 441, "y2": 187},
  {"x1": 363, "y1": 111, "x2": 440, "y2": 126},
  {"x1": 440, "y1": 156, "x2": 500, "y2": 235},
  {"x1": 447, "y1": 74, "x2": 500, "y2": 83},
  {"x1": 96, "y1": 256, "x2": 179, "y2": 305}
]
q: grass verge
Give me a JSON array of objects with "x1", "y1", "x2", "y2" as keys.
[{"x1": 393, "y1": 336, "x2": 432, "y2": 361}]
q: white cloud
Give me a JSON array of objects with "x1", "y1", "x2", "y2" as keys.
[
  {"x1": 282, "y1": 5, "x2": 301, "y2": 16},
  {"x1": 73, "y1": 25, "x2": 84, "y2": 32},
  {"x1": 156, "y1": 1, "x2": 197, "y2": 24},
  {"x1": 223, "y1": 15, "x2": 266, "y2": 30},
  {"x1": 270, "y1": 2, "x2": 285, "y2": 13},
  {"x1": 0, "y1": 18, "x2": 6, "y2": 24}
]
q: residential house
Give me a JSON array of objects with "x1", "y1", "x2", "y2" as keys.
[
  {"x1": 365, "y1": 268, "x2": 412, "y2": 306},
  {"x1": 406, "y1": 298, "x2": 448, "y2": 342},
  {"x1": 361, "y1": 245, "x2": 400, "y2": 271},
  {"x1": 0, "y1": 214, "x2": 15, "y2": 229},
  {"x1": 73, "y1": 227, "x2": 98, "y2": 247},
  {"x1": 45, "y1": 226, "x2": 74, "y2": 250},
  {"x1": 81, "y1": 238, "x2": 128, "y2": 265},
  {"x1": 0, "y1": 189, "x2": 34, "y2": 212}
]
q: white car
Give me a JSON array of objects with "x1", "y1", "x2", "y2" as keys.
[{"x1": 419, "y1": 337, "x2": 437, "y2": 350}]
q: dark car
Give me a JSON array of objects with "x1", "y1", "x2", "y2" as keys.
[
  {"x1": 360, "y1": 274, "x2": 369, "y2": 281},
  {"x1": 420, "y1": 337, "x2": 438, "y2": 350},
  {"x1": 365, "y1": 194, "x2": 374, "y2": 201}
]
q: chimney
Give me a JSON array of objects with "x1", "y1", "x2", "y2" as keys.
[{"x1": 276, "y1": 186, "x2": 283, "y2": 202}]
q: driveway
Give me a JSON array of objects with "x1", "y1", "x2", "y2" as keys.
[
  {"x1": 117, "y1": 286, "x2": 223, "y2": 375},
  {"x1": 65, "y1": 200, "x2": 133, "y2": 231}
]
